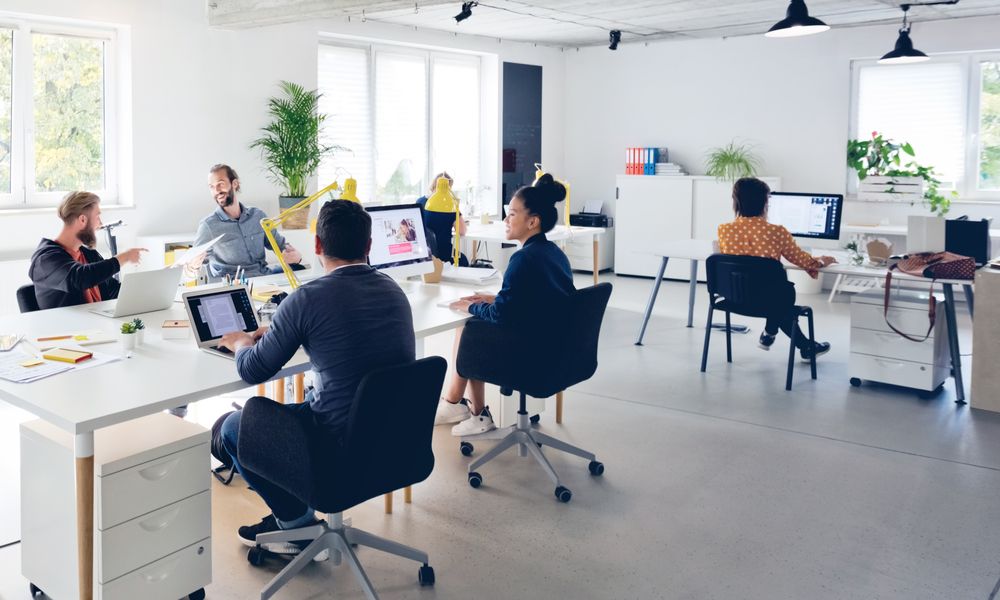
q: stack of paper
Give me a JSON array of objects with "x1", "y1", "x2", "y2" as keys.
[
  {"x1": 440, "y1": 265, "x2": 499, "y2": 284},
  {"x1": 654, "y1": 162, "x2": 688, "y2": 176},
  {"x1": 0, "y1": 351, "x2": 72, "y2": 383}
]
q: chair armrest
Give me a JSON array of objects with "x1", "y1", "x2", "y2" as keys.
[{"x1": 237, "y1": 396, "x2": 313, "y2": 498}]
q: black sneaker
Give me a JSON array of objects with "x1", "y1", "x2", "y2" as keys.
[
  {"x1": 758, "y1": 332, "x2": 776, "y2": 351},
  {"x1": 800, "y1": 342, "x2": 831, "y2": 362},
  {"x1": 238, "y1": 515, "x2": 326, "y2": 558}
]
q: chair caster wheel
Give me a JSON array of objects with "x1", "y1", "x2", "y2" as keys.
[
  {"x1": 849, "y1": 377, "x2": 862, "y2": 387},
  {"x1": 555, "y1": 486, "x2": 572, "y2": 503},
  {"x1": 468, "y1": 471, "x2": 483, "y2": 488},
  {"x1": 29, "y1": 583, "x2": 43, "y2": 597},
  {"x1": 247, "y1": 545, "x2": 267, "y2": 566},
  {"x1": 530, "y1": 414, "x2": 540, "y2": 424},
  {"x1": 460, "y1": 441, "x2": 474, "y2": 456},
  {"x1": 418, "y1": 564, "x2": 435, "y2": 586},
  {"x1": 189, "y1": 588, "x2": 206, "y2": 600},
  {"x1": 588, "y1": 460, "x2": 605, "y2": 476}
]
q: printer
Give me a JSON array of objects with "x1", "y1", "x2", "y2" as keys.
[{"x1": 570, "y1": 212, "x2": 611, "y2": 227}]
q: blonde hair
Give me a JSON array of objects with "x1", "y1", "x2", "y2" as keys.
[{"x1": 58, "y1": 191, "x2": 101, "y2": 224}]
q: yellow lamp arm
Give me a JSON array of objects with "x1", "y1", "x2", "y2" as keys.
[{"x1": 260, "y1": 180, "x2": 341, "y2": 290}]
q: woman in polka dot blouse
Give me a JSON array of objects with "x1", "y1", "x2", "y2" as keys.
[{"x1": 717, "y1": 177, "x2": 836, "y2": 359}]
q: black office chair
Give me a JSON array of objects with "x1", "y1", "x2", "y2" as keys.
[
  {"x1": 237, "y1": 357, "x2": 446, "y2": 600},
  {"x1": 456, "y1": 283, "x2": 612, "y2": 503},
  {"x1": 699, "y1": 254, "x2": 816, "y2": 391},
  {"x1": 16, "y1": 285, "x2": 39, "y2": 313}
]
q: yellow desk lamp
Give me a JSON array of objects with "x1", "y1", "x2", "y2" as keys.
[
  {"x1": 423, "y1": 176, "x2": 462, "y2": 266},
  {"x1": 260, "y1": 179, "x2": 341, "y2": 290},
  {"x1": 339, "y1": 177, "x2": 361, "y2": 203},
  {"x1": 534, "y1": 164, "x2": 571, "y2": 227}
]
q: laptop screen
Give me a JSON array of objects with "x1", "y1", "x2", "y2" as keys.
[{"x1": 185, "y1": 287, "x2": 258, "y2": 343}]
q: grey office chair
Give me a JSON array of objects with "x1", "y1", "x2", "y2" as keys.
[
  {"x1": 16, "y1": 285, "x2": 39, "y2": 313},
  {"x1": 238, "y1": 357, "x2": 446, "y2": 600},
  {"x1": 456, "y1": 283, "x2": 612, "y2": 502}
]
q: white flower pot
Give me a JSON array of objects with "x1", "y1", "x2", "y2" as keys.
[
  {"x1": 136, "y1": 329, "x2": 145, "y2": 346},
  {"x1": 121, "y1": 333, "x2": 136, "y2": 351}
]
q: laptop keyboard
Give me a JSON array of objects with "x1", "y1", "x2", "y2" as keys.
[{"x1": 210, "y1": 345, "x2": 233, "y2": 355}]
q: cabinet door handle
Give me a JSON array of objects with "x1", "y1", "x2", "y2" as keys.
[
  {"x1": 139, "y1": 554, "x2": 182, "y2": 583},
  {"x1": 139, "y1": 506, "x2": 182, "y2": 532},
  {"x1": 138, "y1": 458, "x2": 180, "y2": 481}
]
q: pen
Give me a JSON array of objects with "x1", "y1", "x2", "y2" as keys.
[{"x1": 37, "y1": 335, "x2": 72, "y2": 342}]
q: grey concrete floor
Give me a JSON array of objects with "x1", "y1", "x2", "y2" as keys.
[{"x1": 3, "y1": 273, "x2": 1000, "y2": 599}]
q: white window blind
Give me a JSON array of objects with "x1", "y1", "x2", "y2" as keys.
[
  {"x1": 375, "y1": 51, "x2": 427, "y2": 205},
  {"x1": 856, "y1": 61, "x2": 966, "y2": 188},
  {"x1": 318, "y1": 44, "x2": 373, "y2": 202},
  {"x1": 431, "y1": 56, "x2": 480, "y2": 203}
]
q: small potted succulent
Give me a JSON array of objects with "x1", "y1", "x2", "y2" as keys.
[
  {"x1": 131, "y1": 318, "x2": 146, "y2": 346},
  {"x1": 120, "y1": 321, "x2": 137, "y2": 351}
]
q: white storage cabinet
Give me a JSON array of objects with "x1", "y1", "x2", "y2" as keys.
[{"x1": 20, "y1": 413, "x2": 211, "y2": 600}]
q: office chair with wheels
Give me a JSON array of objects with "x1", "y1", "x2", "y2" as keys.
[
  {"x1": 699, "y1": 254, "x2": 816, "y2": 391},
  {"x1": 237, "y1": 357, "x2": 446, "y2": 600},
  {"x1": 16, "y1": 285, "x2": 39, "y2": 313},
  {"x1": 456, "y1": 283, "x2": 612, "y2": 503}
]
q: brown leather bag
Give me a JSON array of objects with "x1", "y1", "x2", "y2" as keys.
[{"x1": 882, "y1": 252, "x2": 975, "y2": 342}]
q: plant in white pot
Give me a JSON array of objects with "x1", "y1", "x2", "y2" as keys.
[
  {"x1": 705, "y1": 140, "x2": 761, "y2": 182},
  {"x1": 250, "y1": 81, "x2": 342, "y2": 229},
  {"x1": 846, "y1": 131, "x2": 956, "y2": 216},
  {"x1": 120, "y1": 321, "x2": 137, "y2": 352}
]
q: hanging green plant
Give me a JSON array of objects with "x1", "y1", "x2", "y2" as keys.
[{"x1": 705, "y1": 140, "x2": 761, "y2": 182}]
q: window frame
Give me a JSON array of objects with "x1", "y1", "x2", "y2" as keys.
[
  {"x1": 0, "y1": 17, "x2": 119, "y2": 210},
  {"x1": 318, "y1": 38, "x2": 483, "y2": 206},
  {"x1": 849, "y1": 51, "x2": 1000, "y2": 202}
]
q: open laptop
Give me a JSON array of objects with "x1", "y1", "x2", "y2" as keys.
[
  {"x1": 181, "y1": 286, "x2": 259, "y2": 359},
  {"x1": 90, "y1": 266, "x2": 184, "y2": 318}
]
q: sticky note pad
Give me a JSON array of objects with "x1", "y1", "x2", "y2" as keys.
[
  {"x1": 74, "y1": 335, "x2": 89, "y2": 341},
  {"x1": 20, "y1": 359, "x2": 44, "y2": 367}
]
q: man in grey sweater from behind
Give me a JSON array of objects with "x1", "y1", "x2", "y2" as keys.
[{"x1": 217, "y1": 200, "x2": 414, "y2": 553}]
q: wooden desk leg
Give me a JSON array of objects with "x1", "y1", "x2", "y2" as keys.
[
  {"x1": 556, "y1": 391, "x2": 564, "y2": 424},
  {"x1": 471, "y1": 241, "x2": 478, "y2": 263},
  {"x1": 404, "y1": 486, "x2": 412, "y2": 504},
  {"x1": 256, "y1": 384, "x2": 266, "y2": 397},
  {"x1": 75, "y1": 433, "x2": 95, "y2": 600},
  {"x1": 294, "y1": 373, "x2": 305, "y2": 404},
  {"x1": 384, "y1": 492, "x2": 393, "y2": 514},
  {"x1": 592, "y1": 239, "x2": 599, "y2": 286},
  {"x1": 274, "y1": 378, "x2": 286, "y2": 404}
]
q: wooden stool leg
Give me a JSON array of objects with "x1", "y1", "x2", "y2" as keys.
[
  {"x1": 274, "y1": 378, "x2": 286, "y2": 404},
  {"x1": 556, "y1": 391, "x2": 564, "y2": 424},
  {"x1": 593, "y1": 239, "x2": 599, "y2": 286},
  {"x1": 294, "y1": 373, "x2": 305, "y2": 404},
  {"x1": 384, "y1": 492, "x2": 393, "y2": 514},
  {"x1": 256, "y1": 384, "x2": 266, "y2": 396},
  {"x1": 404, "y1": 485, "x2": 412, "y2": 504}
]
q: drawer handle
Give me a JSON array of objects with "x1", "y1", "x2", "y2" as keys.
[
  {"x1": 139, "y1": 506, "x2": 182, "y2": 532},
  {"x1": 139, "y1": 554, "x2": 182, "y2": 583},
  {"x1": 138, "y1": 458, "x2": 180, "y2": 481},
  {"x1": 874, "y1": 359, "x2": 905, "y2": 368}
]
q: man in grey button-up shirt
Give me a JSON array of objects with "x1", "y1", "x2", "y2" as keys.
[{"x1": 194, "y1": 164, "x2": 303, "y2": 278}]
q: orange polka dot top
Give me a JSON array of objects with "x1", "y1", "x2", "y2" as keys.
[{"x1": 717, "y1": 216, "x2": 823, "y2": 271}]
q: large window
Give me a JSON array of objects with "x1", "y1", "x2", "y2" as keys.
[
  {"x1": 0, "y1": 19, "x2": 118, "y2": 208},
  {"x1": 318, "y1": 40, "x2": 481, "y2": 206},
  {"x1": 851, "y1": 52, "x2": 1000, "y2": 199}
]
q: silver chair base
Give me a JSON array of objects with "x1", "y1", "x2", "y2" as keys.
[
  {"x1": 463, "y1": 410, "x2": 597, "y2": 489},
  {"x1": 254, "y1": 512, "x2": 429, "y2": 600}
]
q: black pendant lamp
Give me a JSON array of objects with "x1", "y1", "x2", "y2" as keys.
[
  {"x1": 765, "y1": 0, "x2": 830, "y2": 38},
  {"x1": 879, "y1": 5, "x2": 929, "y2": 64}
]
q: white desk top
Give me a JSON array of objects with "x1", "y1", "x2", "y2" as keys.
[
  {"x1": 0, "y1": 278, "x2": 472, "y2": 435},
  {"x1": 465, "y1": 223, "x2": 606, "y2": 244},
  {"x1": 843, "y1": 223, "x2": 1000, "y2": 237}
]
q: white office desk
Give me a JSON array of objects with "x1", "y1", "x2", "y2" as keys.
[
  {"x1": 0, "y1": 277, "x2": 471, "y2": 599},
  {"x1": 464, "y1": 223, "x2": 606, "y2": 285},
  {"x1": 634, "y1": 240, "x2": 716, "y2": 344}
]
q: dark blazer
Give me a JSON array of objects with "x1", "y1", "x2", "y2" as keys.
[{"x1": 28, "y1": 238, "x2": 121, "y2": 310}]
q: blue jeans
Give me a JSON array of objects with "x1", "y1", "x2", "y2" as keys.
[{"x1": 220, "y1": 402, "x2": 316, "y2": 527}]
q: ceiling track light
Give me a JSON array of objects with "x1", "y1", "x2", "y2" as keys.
[
  {"x1": 608, "y1": 29, "x2": 621, "y2": 50},
  {"x1": 455, "y1": 1, "x2": 477, "y2": 23},
  {"x1": 765, "y1": 0, "x2": 830, "y2": 38},
  {"x1": 878, "y1": 0, "x2": 959, "y2": 65}
]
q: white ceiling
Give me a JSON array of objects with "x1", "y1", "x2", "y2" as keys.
[{"x1": 208, "y1": 0, "x2": 1000, "y2": 47}]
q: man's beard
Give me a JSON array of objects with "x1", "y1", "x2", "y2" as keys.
[
  {"x1": 216, "y1": 190, "x2": 236, "y2": 208},
  {"x1": 77, "y1": 227, "x2": 97, "y2": 248}
]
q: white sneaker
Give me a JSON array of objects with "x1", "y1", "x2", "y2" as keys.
[
  {"x1": 435, "y1": 398, "x2": 472, "y2": 425},
  {"x1": 451, "y1": 407, "x2": 496, "y2": 437}
]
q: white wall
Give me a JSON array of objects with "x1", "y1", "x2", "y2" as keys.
[
  {"x1": 0, "y1": 0, "x2": 565, "y2": 263},
  {"x1": 564, "y1": 15, "x2": 1000, "y2": 232}
]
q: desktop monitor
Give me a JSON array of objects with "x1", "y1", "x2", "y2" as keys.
[
  {"x1": 767, "y1": 192, "x2": 843, "y2": 240},
  {"x1": 367, "y1": 203, "x2": 435, "y2": 279}
]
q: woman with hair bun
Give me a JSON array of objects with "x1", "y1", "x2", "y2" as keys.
[{"x1": 435, "y1": 173, "x2": 576, "y2": 436}]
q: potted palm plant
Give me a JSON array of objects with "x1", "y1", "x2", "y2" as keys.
[{"x1": 250, "y1": 81, "x2": 341, "y2": 229}]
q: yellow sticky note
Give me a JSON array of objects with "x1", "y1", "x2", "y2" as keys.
[
  {"x1": 74, "y1": 335, "x2": 89, "y2": 341},
  {"x1": 21, "y1": 359, "x2": 44, "y2": 367}
]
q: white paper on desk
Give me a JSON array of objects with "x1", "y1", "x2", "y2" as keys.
[
  {"x1": 69, "y1": 350, "x2": 121, "y2": 372},
  {"x1": 0, "y1": 350, "x2": 72, "y2": 383},
  {"x1": 173, "y1": 234, "x2": 224, "y2": 265},
  {"x1": 440, "y1": 265, "x2": 499, "y2": 284},
  {"x1": 582, "y1": 199, "x2": 603, "y2": 214}
]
